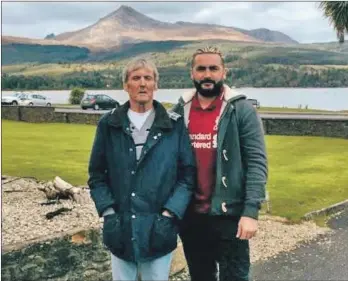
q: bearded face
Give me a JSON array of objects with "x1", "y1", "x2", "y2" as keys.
[
  {"x1": 193, "y1": 78, "x2": 224, "y2": 97},
  {"x1": 191, "y1": 54, "x2": 226, "y2": 97}
]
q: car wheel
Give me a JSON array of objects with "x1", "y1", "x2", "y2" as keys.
[
  {"x1": 11, "y1": 101, "x2": 18, "y2": 106},
  {"x1": 82, "y1": 107, "x2": 87, "y2": 110},
  {"x1": 94, "y1": 104, "x2": 100, "y2": 110},
  {"x1": 29, "y1": 103, "x2": 34, "y2": 106},
  {"x1": 46, "y1": 103, "x2": 51, "y2": 107}
]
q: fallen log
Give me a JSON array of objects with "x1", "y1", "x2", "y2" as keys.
[
  {"x1": 37, "y1": 177, "x2": 89, "y2": 204},
  {"x1": 54, "y1": 176, "x2": 80, "y2": 198},
  {"x1": 37, "y1": 181, "x2": 60, "y2": 200}
]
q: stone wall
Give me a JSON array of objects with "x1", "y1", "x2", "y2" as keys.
[
  {"x1": 53, "y1": 112, "x2": 101, "y2": 124},
  {"x1": 2, "y1": 106, "x2": 348, "y2": 139},
  {"x1": 1, "y1": 228, "x2": 186, "y2": 281},
  {"x1": 1, "y1": 106, "x2": 21, "y2": 121},
  {"x1": 264, "y1": 117, "x2": 348, "y2": 139},
  {"x1": 20, "y1": 106, "x2": 56, "y2": 123},
  {"x1": 1, "y1": 106, "x2": 55, "y2": 123}
]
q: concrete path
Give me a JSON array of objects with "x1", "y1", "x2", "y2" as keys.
[{"x1": 251, "y1": 208, "x2": 348, "y2": 280}]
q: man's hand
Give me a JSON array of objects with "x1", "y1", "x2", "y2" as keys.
[
  {"x1": 236, "y1": 216, "x2": 258, "y2": 240},
  {"x1": 162, "y1": 209, "x2": 174, "y2": 218}
]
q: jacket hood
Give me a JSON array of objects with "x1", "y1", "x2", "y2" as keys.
[{"x1": 180, "y1": 84, "x2": 246, "y2": 105}]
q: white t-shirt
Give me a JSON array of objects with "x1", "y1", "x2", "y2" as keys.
[{"x1": 127, "y1": 108, "x2": 154, "y2": 130}]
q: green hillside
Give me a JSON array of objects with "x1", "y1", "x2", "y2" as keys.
[
  {"x1": 2, "y1": 40, "x2": 348, "y2": 89},
  {"x1": 2, "y1": 43, "x2": 90, "y2": 65}
]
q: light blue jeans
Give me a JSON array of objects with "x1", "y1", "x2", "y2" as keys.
[{"x1": 111, "y1": 251, "x2": 173, "y2": 281}]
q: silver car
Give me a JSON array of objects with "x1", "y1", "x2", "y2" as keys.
[
  {"x1": 1, "y1": 92, "x2": 24, "y2": 105},
  {"x1": 18, "y1": 94, "x2": 52, "y2": 107}
]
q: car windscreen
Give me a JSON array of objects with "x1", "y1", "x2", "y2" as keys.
[{"x1": 85, "y1": 95, "x2": 97, "y2": 100}]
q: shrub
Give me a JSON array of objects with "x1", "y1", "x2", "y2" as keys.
[{"x1": 69, "y1": 88, "x2": 85, "y2": 104}]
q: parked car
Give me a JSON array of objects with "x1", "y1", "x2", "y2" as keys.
[
  {"x1": 247, "y1": 98, "x2": 260, "y2": 108},
  {"x1": 18, "y1": 94, "x2": 51, "y2": 107},
  {"x1": 1, "y1": 92, "x2": 24, "y2": 106},
  {"x1": 80, "y1": 94, "x2": 120, "y2": 110}
]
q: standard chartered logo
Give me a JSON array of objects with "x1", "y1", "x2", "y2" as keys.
[{"x1": 190, "y1": 133, "x2": 217, "y2": 149}]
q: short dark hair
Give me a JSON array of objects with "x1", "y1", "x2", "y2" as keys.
[{"x1": 191, "y1": 46, "x2": 225, "y2": 68}]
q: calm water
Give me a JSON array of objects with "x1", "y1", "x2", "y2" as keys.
[{"x1": 2, "y1": 88, "x2": 348, "y2": 111}]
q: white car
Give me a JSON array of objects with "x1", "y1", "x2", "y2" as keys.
[
  {"x1": 1, "y1": 92, "x2": 24, "y2": 106},
  {"x1": 18, "y1": 94, "x2": 52, "y2": 107}
]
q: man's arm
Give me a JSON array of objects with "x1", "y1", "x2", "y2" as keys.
[
  {"x1": 163, "y1": 118, "x2": 196, "y2": 220},
  {"x1": 236, "y1": 101, "x2": 268, "y2": 239},
  {"x1": 239, "y1": 101, "x2": 268, "y2": 220},
  {"x1": 88, "y1": 115, "x2": 116, "y2": 217}
]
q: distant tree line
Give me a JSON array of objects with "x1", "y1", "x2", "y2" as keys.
[{"x1": 2, "y1": 64, "x2": 348, "y2": 90}]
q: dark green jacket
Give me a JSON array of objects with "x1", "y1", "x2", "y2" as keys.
[
  {"x1": 88, "y1": 100, "x2": 196, "y2": 262},
  {"x1": 171, "y1": 84, "x2": 268, "y2": 219}
]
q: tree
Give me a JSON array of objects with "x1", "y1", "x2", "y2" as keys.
[
  {"x1": 319, "y1": 1, "x2": 348, "y2": 43},
  {"x1": 69, "y1": 88, "x2": 85, "y2": 105}
]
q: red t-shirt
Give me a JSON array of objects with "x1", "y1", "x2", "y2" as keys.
[{"x1": 188, "y1": 93, "x2": 224, "y2": 213}]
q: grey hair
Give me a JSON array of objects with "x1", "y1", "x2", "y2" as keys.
[
  {"x1": 122, "y1": 58, "x2": 159, "y2": 84},
  {"x1": 191, "y1": 46, "x2": 225, "y2": 68}
]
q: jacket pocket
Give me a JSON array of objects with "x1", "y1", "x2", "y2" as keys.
[
  {"x1": 103, "y1": 213, "x2": 124, "y2": 252},
  {"x1": 150, "y1": 214, "x2": 178, "y2": 253}
]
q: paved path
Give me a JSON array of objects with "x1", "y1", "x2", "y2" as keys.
[{"x1": 251, "y1": 208, "x2": 348, "y2": 280}]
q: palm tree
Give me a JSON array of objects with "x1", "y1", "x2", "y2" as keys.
[{"x1": 319, "y1": 1, "x2": 348, "y2": 43}]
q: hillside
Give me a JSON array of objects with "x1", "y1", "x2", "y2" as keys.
[
  {"x1": 2, "y1": 40, "x2": 348, "y2": 90},
  {"x1": 2, "y1": 40, "x2": 347, "y2": 66}
]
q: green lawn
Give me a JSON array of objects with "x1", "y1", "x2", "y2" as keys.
[
  {"x1": 2, "y1": 120, "x2": 348, "y2": 222},
  {"x1": 2, "y1": 121, "x2": 95, "y2": 185}
]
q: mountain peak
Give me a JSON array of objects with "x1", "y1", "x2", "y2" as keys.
[
  {"x1": 99, "y1": 5, "x2": 169, "y2": 28},
  {"x1": 114, "y1": 5, "x2": 140, "y2": 16}
]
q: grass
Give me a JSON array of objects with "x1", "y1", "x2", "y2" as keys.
[
  {"x1": 2, "y1": 120, "x2": 348, "y2": 222},
  {"x1": 266, "y1": 135, "x2": 348, "y2": 222},
  {"x1": 2, "y1": 121, "x2": 96, "y2": 185},
  {"x1": 311, "y1": 214, "x2": 331, "y2": 227}
]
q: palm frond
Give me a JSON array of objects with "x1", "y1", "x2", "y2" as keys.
[{"x1": 320, "y1": 1, "x2": 348, "y2": 43}]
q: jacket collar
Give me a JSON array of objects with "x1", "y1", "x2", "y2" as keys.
[
  {"x1": 107, "y1": 100, "x2": 173, "y2": 130},
  {"x1": 180, "y1": 84, "x2": 246, "y2": 105}
]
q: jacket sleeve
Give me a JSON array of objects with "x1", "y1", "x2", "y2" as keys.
[
  {"x1": 163, "y1": 118, "x2": 196, "y2": 220},
  {"x1": 238, "y1": 101, "x2": 268, "y2": 220},
  {"x1": 88, "y1": 115, "x2": 116, "y2": 217}
]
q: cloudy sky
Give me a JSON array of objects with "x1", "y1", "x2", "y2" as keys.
[{"x1": 2, "y1": 1, "x2": 338, "y2": 43}]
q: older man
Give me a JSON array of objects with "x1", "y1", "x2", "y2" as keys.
[{"x1": 88, "y1": 58, "x2": 196, "y2": 281}]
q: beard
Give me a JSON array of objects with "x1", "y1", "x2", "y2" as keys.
[{"x1": 193, "y1": 79, "x2": 224, "y2": 97}]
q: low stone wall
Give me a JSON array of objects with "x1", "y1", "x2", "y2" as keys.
[
  {"x1": 264, "y1": 117, "x2": 348, "y2": 139},
  {"x1": 1, "y1": 228, "x2": 186, "y2": 281},
  {"x1": 1, "y1": 106, "x2": 21, "y2": 121},
  {"x1": 53, "y1": 112, "x2": 101, "y2": 124},
  {"x1": 2, "y1": 106, "x2": 55, "y2": 123},
  {"x1": 2, "y1": 106, "x2": 348, "y2": 139}
]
